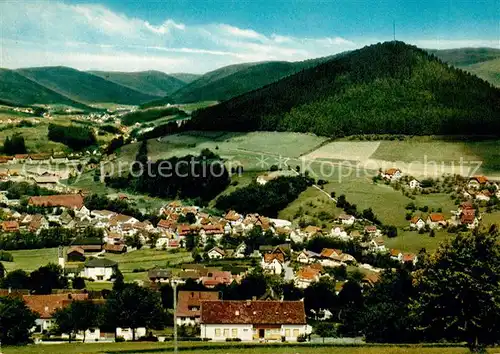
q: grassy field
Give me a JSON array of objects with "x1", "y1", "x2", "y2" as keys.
[
  {"x1": 104, "y1": 249, "x2": 193, "y2": 283},
  {"x1": 116, "y1": 131, "x2": 328, "y2": 171},
  {"x1": 384, "y1": 230, "x2": 453, "y2": 253},
  {"x1": 279, "y1": 186, "x2": 343, "y2": 228},
  {"x1": 3, "y1": 342, "x2": 480, "y2": 354},
  {"x1": 368, "y1": 138, "x2": 500, "y2": 176},
  {"x1": 4, "y1": 248, "x2": 59, "y2": 272}
]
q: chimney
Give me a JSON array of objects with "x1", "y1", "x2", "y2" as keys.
[
  {"x1": 252, "y1": 296, "x2": 256, "y2": 301},
  {"x1": 246, "y1": 299, "x2": 251, "y2": 306}
]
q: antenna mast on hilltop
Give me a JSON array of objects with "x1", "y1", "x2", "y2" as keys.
[{"x1": 393, "y1": 20, "x2": 396, "y2": 41}]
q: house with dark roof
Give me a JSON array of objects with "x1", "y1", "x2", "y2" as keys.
[
  {"x1": 200, "y1": 300, "x2": 309, "y2": 341},
  {"x1": 81, "y1": 258, "x2": 117, "y2": 281},
  {"x1": 176, "y1": 291, "x2": 220, "y2": 326}
]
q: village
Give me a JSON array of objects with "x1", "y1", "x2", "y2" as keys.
[{"x1": 1, "y1": 160, "x2": 499, "y2": 344}]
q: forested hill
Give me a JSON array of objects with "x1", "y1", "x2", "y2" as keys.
[
  {"x1": 169, "y1": 56, "x2": 334, "y2": 103},
  {"x1": 88, "y1": 70, "x2": 186, "y2": 97},
  {"x1": 189, "y1": 41, "x2": 500, "y2": 137},
  {"x1": 16, "y1": 67, "x2": 158, "y2": 105},
  {"x1": 0, "y1": 68, "x2": 92, "y2": 109}
]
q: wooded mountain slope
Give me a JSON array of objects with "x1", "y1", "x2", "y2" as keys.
[
  {"x1": 169, "y1": 56, "x2": 334, "y2": 103},
  {"x1": 0, "y1": 68, "x2": 91, "y2": 109},
  {"x1": 16, "y1": 67, "x2": 157, "y2": 105},
  {"x1": 189, "y1": 41, "x2": 500, "y2": 137},
  {"x1": 89, "y1": 70, "x2": 186, "y2": 97}
]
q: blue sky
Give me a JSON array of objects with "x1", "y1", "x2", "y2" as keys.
[{"x1": 1, "y1": 0, "x2": 498, "y2": 73}]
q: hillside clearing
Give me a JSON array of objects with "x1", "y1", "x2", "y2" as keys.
[{"x1": 4, "y1": 248, "x2": 59, "y2": 272}]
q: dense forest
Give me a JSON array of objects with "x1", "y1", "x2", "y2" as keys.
[
  {"x1": 47, "y1": 123, "x2": 97, "y2": 150},
  {"x1": 215, "y1": 175, "x2": 314, "y2": 217},
  {"x1": 105, "y1": 143, "x2": 230, "y2": 203},
  {"x1": 189, "y1": 41, "x2": 500, "y2": 137}
]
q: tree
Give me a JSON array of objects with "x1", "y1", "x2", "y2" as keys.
[
  {"x1": 0, "y1": 262, "x2": 5, "y2": 279},
  {"x1": 29, "y1": 263, "x2": 68, "y2": 294},
  {"x1": 103, "y1": 284, "x2": 167, "y2": 340},
  {"x1": 412, "y1": 232, "x2": 500, "y2": 352},
  {"x1": 351, "y1": 269, "x2": 417, "y2": 342},
  {"x1": 125, "y1": 233, "x2": 143, "y2": 250},
  {"x1": 72, "y1": 276, "x2": 86, "y2": 290},
  {"x1": 53, "y1": 300, "x2": 101, "y2": 343},
  {"x1": 185, "y1": 231, "x2": 198, "y2": 252},
  {"x1": 385, "y1": 225, "x2": 398, "y2": 238},
  {"x1": 0, "y1": 296, "x2": 37, "y2": 345},
  {"x1": 1, "y1": 269, "x2": 30, "y2": 289},
  {"x1": 304, "y1": 278, "x2": 337, "y2": 317}
]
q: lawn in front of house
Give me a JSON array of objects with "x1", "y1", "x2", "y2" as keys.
[{"x1": 3, "y1": 342, "x2": 478, "y2": 354}]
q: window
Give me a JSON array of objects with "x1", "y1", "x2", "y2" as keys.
[
  {"x1": 285, "y1": 329, "x2": 291, "y2": 337},
  {"x1": 223, "y1": 329, "x2": 229, "y2": 337},
  {"x1": 293, "y1": 329, "x2": 299, "y2": 337},
  {"x1": 97, "y1": 275, "x2": 103, "y2": 280},
  {"x1": 215, "y1": 329, "x2": 221, "y2": 337},
  {"x1": 231, "y1": 328, "x2": 237, "y2": 337}
]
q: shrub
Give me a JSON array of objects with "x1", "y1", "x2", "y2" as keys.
[
  {"x1": 115, "y1": 336, "x2": 125, "y2": 342},
  {"x1": 0, "y1": 250, "x2": 13, "y2": 262}
]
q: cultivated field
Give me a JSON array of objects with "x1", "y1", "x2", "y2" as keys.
[
  {"x1": 104, "y1": 249, "x2": 192, "y2": 283},
  {"x1": 303, "y1": 141, "x2": 381, "y2": 162},
  {"x1": 4, "y1": 248, "x2": 59, "y2": 272},
  {"x1": 3, "y1": 342, "x2": 481, "y2": 354}
]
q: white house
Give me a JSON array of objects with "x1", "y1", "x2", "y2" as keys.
[
  {"x1": 23, "y1": 293, "x2": 89, "y2": 333},
  {"x1": 207, "y1": 247, "x2": 226, "y2": 260},
  {"x1": 382, "y1": 168, "x2": 402, "y2": 181},
  {"x1": 338, "y1": 214, "x2": 355, "y2": 226},
  {"x1": 116, "y1": 327, "x2": 147, "y2": 341},
  {"x1": 261, "y1": 253, "x2": 284, "y2": 275},
  {"x1": 200, "y1": 300, "x2": 309, "y2": 342},
  {"x1": 410, "y1": 216, "x2": 426, "y2": 230},
  {"x1": 296, "y1": 250, "x2": 320, "y2": 264},
  {"x1": 81, "y1": 258, "x2": 117, "y2": 281},
  {"x1": 234, "y1": 242, "x2": 247, "y2": 258},
  {"x1": 176, "y1": 291, "x2": 220, "y2": 326},
  {"x1": 408, "y1": 179, "x2": 422, "y2": 189}
]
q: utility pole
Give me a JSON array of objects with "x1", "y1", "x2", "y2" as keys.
[{"x1": 173, "y1": 281, "x2": 178, "y2": 354}]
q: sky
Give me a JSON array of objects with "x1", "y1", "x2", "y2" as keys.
[{"x1": 0, "y1": 0, "x2": 499, "y2": 74}]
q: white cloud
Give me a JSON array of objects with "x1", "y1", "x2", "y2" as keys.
[{"x1": 0, "y1": 1, "x2": 496, "y2": 73}]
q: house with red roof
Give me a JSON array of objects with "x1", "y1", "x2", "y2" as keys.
[
  {"x1": 175, "y1": 291, "x2": 220, "y2": 326},
  {"x1": 381, "y1": 168, "x2": 402, "y2": 181},
  {"x1": 410, "y1": 215, "x2": 426, "y2": 230},
  {"x1": 1, "y1": 220, "x2": 19, "y2": 232},
  {"x1": 426, "y1": 213, "x2": 447, "y2": 229},
  {"x1": 23, "y1": 293, "x2": 88, "y2": 333},
  {"x1": 27, "y1": 194, "x2": 84, "y2": 210},
  {"x1": 468, "y1": 176, "x2": 489, "y2": 189},
  {"x1": 200, "y1": 300, "x2": 309, "y2": 341},
  {"x1": 261, "y1": 253, "x2": 285, "y2": 275}
]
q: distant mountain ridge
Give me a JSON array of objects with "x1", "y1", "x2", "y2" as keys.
[
  {"x1": 168, "y1": 56, "x2": 337, "y2": 103},
  {"x1": 88, "y1": 70, "x2": 186, "y2": 97},
  {"x1": 189, "y1": 41, "x2": 500, "y2": 137},
  {"x1": 16, "y1": 67, "x2": 158, "y2": 105},
  {"x1": 429, "y1": 48, "x2": 500, "y2": 87},
  {"x1": 0, "y1": 68, "x2": 93, "y2": 110}
]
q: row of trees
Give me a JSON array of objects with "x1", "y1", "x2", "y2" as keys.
[
  {"x1": 48, "y1": 123, "x2": 97, "y2": 150},
  {"x1": 216, "y1": 175, "x2": 314, "y2": 217},
  {"x1": 105, "y1": 143, "x2": 231, "y2": 203},
  {"x1": 0, "y1": 227, "x2": 104, "y2": 251},
  {"x1": 3, "y1": 134, "x2": 27, "y2": 154}
]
